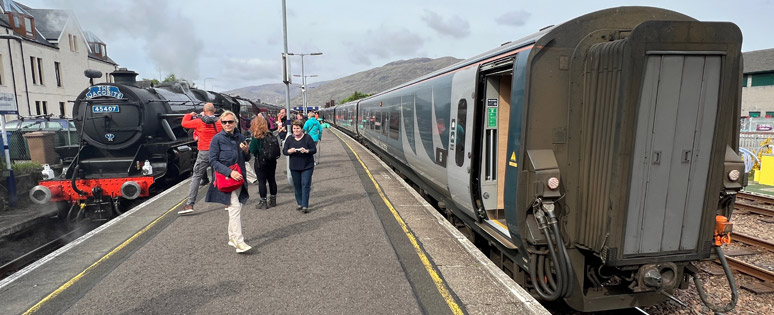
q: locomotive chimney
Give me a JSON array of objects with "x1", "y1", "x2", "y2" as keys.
[{"x1": 111, "y1": 68, "x2": 139, "y2": 86}]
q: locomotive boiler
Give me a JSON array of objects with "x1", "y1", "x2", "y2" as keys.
[
  {"x1": 326, "y1": 7, "x2": 746, "y2": 313},
  {"x1": 29, "y1": 69, "x2": 238, "y2": 223}
]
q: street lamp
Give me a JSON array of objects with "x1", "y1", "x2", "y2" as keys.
[
  {"x1": 287, "y1": 52, "x2": 322, "y2": 115},
  {"x1": 293, "y1": 74, "x2": 318, "y2": 114},
  {"x1": 203, "y1": 77, "x2": 215, "y2": 90}
]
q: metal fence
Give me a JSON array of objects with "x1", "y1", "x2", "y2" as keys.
[{"x1": 1, "y1": 129, "x2": 78, "y2": 162}]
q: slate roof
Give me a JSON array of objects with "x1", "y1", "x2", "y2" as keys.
[
  {"x1": 25, "y1": 8, "x2": 69, "y2": 41},
  {"x1": 743, "y1": 48, "x2": 774, "y2": 74}
]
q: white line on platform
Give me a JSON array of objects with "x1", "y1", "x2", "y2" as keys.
[{"x1": 0, "y1": 178, "x2": 191, "y2": 290}]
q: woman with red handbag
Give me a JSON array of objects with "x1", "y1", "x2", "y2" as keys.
[{"x1": 205, "y1": 110, "x2": 252, "y2": 253}]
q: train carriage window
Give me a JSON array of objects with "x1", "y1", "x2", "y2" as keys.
[
  {"x1": 433, "y1": 76, "x2": 452, "y2": 149},
  {"x1": 402, "y1": 94, "x2": 416, "y2": 153},
  {"x1": 389, "y1": 104, "x2": 400, "y2": 140},
  {"x1": 416, "y1": 88, "x2": 435, "y2": 161},
  {"x1": 455, "y1": 99, "x2": 467, "y2": 167}
]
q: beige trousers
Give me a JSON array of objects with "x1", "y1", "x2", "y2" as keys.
[{"x1": 227, "y1": 188, "x2": 245, "y2": 243}]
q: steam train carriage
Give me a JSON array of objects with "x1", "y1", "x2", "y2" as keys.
[
  {"x1": 329, "y1": 7, "x2": 745, "y2": 312},
  {"x1": 30, "y1": 69, "x2": 239, "y2": 223}
]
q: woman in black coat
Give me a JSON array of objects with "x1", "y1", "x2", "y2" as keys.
[
  {"x1": 282, "y1": 119, "x2": 316, "y2": 213},
  {"x1": 205, "y1": 110, "x2": 252, "y2": 253}
]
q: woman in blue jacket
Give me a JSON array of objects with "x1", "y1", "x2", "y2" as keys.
[
  {"x1": 283, "y1": 120, "x2": 316, "y2": 213},
  {"x1": 206, "y1": 111, "x2": 252, "y2": 253}
]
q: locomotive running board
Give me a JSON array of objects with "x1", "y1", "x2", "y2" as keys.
[{"x1": 476, "y1": 220, "x2": 519, "y2": 250}]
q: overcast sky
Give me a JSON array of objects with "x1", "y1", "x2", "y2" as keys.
[{"x1": 23, "y1": 0, "x2": 774, "y2": 92}]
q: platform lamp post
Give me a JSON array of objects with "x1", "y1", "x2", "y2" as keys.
[
  {"x1": 293, "y1": 74, "x2": 317, "y2": 114},
  {"x1": 287, "y1": 52, "x2": 322, "y2": 115}
]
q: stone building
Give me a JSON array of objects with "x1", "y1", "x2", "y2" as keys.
[
  {"x1": 0, "y1": 0, "x2": 117, "y2": 119},
  {"x1": 742, "y1": 48, "x2": 774, "y2": 117}
]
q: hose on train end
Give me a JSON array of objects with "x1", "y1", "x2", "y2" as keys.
[
  {"x1": 529, "y1": 202, "x2": 574, "y2": 301},
  {"x1": 688, "y1": 246, "x2": 738, "y2": 314}
]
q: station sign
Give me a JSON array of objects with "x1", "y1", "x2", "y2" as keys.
[{"x1": 0, "y1": 92, "x2": 17, "y2": 114}]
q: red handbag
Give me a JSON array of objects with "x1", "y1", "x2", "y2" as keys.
[{"x1": 213, "y1": 164, "x2": 244, "y2": 193}]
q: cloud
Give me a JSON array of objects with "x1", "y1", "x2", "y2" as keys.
[
  {"x1": 346, "y1": 25, "x2": 425, "y2": 66},
  {"x1": 420, "y1": 10, "x2": 470, "y2": 38},
  {"x1": 220, "y1": 57, "x2": 279, "y2": 82},
  {"x1": 37, "y1": 0, "x2": 204, "y2": 80},
  {"x1": 495, "y1": 10, "x2": 531, "y2": 27}
]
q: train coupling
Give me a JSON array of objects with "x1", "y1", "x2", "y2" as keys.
[
  {"x1": 714, "y1": 215, "x2": 733, "y2": 246},
  {"x1": 632, "y1": 262, "x2": 679, "y2": 292}
]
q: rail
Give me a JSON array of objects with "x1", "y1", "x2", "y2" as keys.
[
  {"x1": 733, "y1": 232, "x2": 774, "y2": 252},
  {"x1": 734, "y1": 192, "x2": 774, "y2": 217}
]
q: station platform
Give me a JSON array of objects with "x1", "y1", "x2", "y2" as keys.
[{"x1": 0, "y1": 129, "x2": 547, "y2": 314}]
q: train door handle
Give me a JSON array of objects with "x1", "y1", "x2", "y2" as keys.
[
  {"x1": 652, "y1": 151, "x2": 661, "y2": 165},
  {"x1": 682, "y1": 150, "x2": 692, "y2": 163}
]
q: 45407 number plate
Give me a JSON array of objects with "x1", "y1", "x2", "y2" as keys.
[{"x1": 92, "y1": 105, "x2": 120, "y2": 113}]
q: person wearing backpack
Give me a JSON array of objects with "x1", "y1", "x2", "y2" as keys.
[
  {"x1": 303, "y1": 111, "x2": 323, "y2": 165},
  {"x1": 249, "y1": 115, "x2": 280, "y2": 209}
]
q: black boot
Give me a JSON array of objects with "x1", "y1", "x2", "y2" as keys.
[
  {"x1": 269, "y1": 195, "x2": 276, "y2": 207},
  {"x1": 256, "y1": 198, "x2": 267, "y2": 209}
]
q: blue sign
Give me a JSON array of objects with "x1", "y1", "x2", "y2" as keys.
[
  {"x1": 85, "y1": 85, "x2": 124, "y2": 99},
  {"x1": 92, "y1": 105, "x2": 120, "y2": 113}
]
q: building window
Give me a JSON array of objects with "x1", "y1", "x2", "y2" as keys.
[
  {"x1": 95, "y1": 44, "x2": 100, "y2": 55},
  {"x1": 37, "y1": 58, "x2": 43, "y2": 85},
  {"x1": 30, "y1": 56, "x2": 37, "y2": 84},
  {"x1": 73, "y1": 36, "x2": 78, "y2": 52},
  {"x1": 55, "y1": 62, "x2": 62, "y2": 87},
  {"x1": 42, "y1": 101, "x2": 48, "y2": 115},
  {"x1": 24, "y1": 17, "x2": 33, "y2": 37},
  {"x1": 13, "y1": 15, "x2": 20, "y2": 28},
  {"x1": 59, "y1": 102, "x2": 65, "y2": 116},
  {"x1": 0, "y1": 54, "x2": 4, "y2": 85},
  {"x1": 35, "y1": 101, "x2": 41, "y2": 115}
]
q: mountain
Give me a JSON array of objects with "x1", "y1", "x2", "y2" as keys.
[{"x1": 224, "y1": 56, "x2": 462, "y2": 107}]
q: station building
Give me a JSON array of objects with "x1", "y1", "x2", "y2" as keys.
[
  {"x1": 0, "y1": 0, "x2": 118, "y2": 120},
  {"x1": 742, "y1": 48, "x2": 774, "y2": 118}
]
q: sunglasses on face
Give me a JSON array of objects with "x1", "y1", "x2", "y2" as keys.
[{"x1": 222, "y1": 120, "x2": 236, "y2": 125}]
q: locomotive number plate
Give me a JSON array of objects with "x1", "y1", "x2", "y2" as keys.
[{"x1": 92, "y1": 105, "x2": 120, "y2": 113}]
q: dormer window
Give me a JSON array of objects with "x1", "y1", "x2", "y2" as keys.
[{"x1": 6, "y1": 12, "x2": 36, "y2": 39}]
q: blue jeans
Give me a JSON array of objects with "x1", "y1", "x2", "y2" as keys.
[{"x1": 291, "y1": 168, "x2": 314, "y2": 207}]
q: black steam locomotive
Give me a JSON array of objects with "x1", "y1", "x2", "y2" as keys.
[{"x1": 29, "y1": 69, "x2": 278, "y2": 223}]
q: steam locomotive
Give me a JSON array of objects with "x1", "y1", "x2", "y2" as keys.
[
  {"x1": 321, "y1": 7, "x2": 746, "y2": 313},
  {"x1": 29, "y1": 69, "x2": 279, "y2": 223}
]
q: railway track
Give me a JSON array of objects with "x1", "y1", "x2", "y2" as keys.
[
  {"x1": 736, "y1": 192, "x2": 774, "y2": 217},
  {"x1": 723, "y1": 232, "x2": 774, "y2": 283},
  {"x1": 0, "y1": 226, "x2": 87, "y2": 280}
]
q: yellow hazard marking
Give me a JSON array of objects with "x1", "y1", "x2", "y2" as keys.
[
  {"x1": 24, "y1": 198, "x2": 186, "y2": 314},
  {"x1": 493, "y1": 218, "x2": 508, "y2": 230},
  {"x1": 333, "y1": 130, "x2": 464, "y2": 315},
  {"x1": 509, "y1": 152, "x2": 517, "y2": 167}
]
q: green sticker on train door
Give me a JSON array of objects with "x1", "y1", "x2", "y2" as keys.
[{"x1": 487, "y1": 107, "x2": 497, "y2": 128}]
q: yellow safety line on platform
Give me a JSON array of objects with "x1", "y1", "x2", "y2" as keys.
[
  {"x1": 24, "y1": 198, "x2": 186, "y2": 314},
  {"x1": 333, "y1": 130, "x2": 463, "y2": 315}
]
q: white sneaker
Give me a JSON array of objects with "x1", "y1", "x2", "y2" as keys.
[
  {"x1": 228, "y1": 239, "x2": 251, "y2": 253},
  {"x1": 235, "y1": 242, "x2": 251, "y2": 253}
]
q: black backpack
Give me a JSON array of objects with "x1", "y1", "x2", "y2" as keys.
[{"x1": 259, "y1": 133, "x2": 281, "y2": 165}]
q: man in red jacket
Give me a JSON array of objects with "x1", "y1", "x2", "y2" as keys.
[{"x1": 179, "y1": 103, "x2": 222, "y2": 214}]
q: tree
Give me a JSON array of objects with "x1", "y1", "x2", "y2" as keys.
[
  {"x1": 162, "y1": 73, "x2": 177, "y2": 83},
  {"x1": 340, "y1": 91, "x2": 371, "y2": 103},
  {"x1": 142, "y1": 78, "x2": 160, "y2": 85}
]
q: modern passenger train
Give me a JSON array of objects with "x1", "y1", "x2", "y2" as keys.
[{"x1": 321, "y1": 7, "x2": 745, "y2": 312}]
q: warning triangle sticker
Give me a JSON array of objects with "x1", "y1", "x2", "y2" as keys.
[{"x1": 510, "y1": 152, "x2": 517, "y2": 162}]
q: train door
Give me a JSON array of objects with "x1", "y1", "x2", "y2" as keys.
[
  {"x1": 447, "y1": 67, "x2": 478, "y2": 218},
  {"x1": 473, "y1": 61, "x2": 513, "y2": 234}
]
